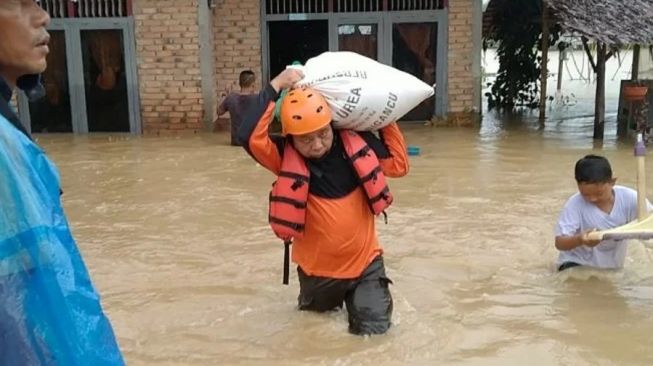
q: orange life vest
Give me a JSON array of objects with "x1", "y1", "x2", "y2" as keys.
[{"x1": 268, "y1": 130, "x2": 393, "y2": 241}]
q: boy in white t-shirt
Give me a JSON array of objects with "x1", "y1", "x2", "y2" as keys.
[{"x1": 555, "y1": 154, "x2": 652, "y2": 271}]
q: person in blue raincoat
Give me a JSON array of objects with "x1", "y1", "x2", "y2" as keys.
[{"x1": 0, "y1": 1, "x2": 124, "y2": 364}]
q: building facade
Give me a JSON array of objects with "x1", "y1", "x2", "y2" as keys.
[{"x1": 18, "y1": 0, "x2": 481, "y2": 134}]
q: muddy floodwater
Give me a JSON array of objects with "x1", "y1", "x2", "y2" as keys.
[{"x1": 32, "y1": 112, "x2": 653, "y2": 366}]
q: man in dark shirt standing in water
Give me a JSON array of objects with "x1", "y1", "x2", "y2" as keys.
[{"x1": 218, "y1": 70, "x2": 258, "y2": 146}]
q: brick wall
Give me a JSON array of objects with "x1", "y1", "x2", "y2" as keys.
[
  {"x1": 133, "y1": 0, "x2": 203, "y2": 133},
  {"x1": 212, "y1": 0, "x2": 261, "y2": 127},
  {"x1": 131, "y1": 1, "x2": 475, "y2": 133},
  {"x1": 447, "y1": 0, "x2": 475, "y2": 115}
]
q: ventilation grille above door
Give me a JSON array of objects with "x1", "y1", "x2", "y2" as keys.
[
  {"x1": 265, "y1": 0, "x2": 445, "y2": 14},
  {"x1": 39, "y1": 0, "x2": 131, "y2": 18},
  {"x1": 266, "y1": 0, "x2": 329, "y2": 14},
  {"x1": 388, "y1": 0, "x2": 445, "y2": 11},
  {"x1": 333, "y1": 0, "x2": 382, "y2": 12},
  {"x1": 39, "y1": 0, "x2": 68, "y2": 18}
]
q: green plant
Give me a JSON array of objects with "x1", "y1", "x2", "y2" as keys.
[{"x1": 483, "y1": 0, "x2": 561, "y2": 111}]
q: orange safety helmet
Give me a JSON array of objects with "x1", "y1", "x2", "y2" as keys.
[{"x1": 280, "y1": 87, "x2": 332, "y2": 136}]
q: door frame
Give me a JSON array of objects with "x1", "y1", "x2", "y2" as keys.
[
  {"x1": 261, "y1": 9, "x2": 448, "y2": 118},
  {"x1": 385, "y1": 10, "x2": 448, "y2": 117},
  {"x1": 18, "y1": 18, "x2": 141, "y2": 134},
  {"x1": 330, "y1": 13, "x2": 385, "y2": 61}
]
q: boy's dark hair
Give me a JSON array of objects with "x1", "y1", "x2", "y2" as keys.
[
  {"x1": 574, "y1": 154, "x2": 613, "y2": 183},
  {"x1": 239, "y1": 70, "x2": 255, "y2": 88}
]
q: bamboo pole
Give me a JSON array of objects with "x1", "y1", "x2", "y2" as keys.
[
  {"x1": 557, "y1": 48, "x2": 565, "y2": 92},
  {"x1": 593, "y1": 43, "x2": 607, "y2": 140},
  {"x1": 635, "y1": 133, "x2": 648, "y2": 220},
  {"x1": 632, "y1": 44, "x2": 641, "y2": 80},
  {"x1": 539, "y1": 0, "x2": 549, "y2": 121}
]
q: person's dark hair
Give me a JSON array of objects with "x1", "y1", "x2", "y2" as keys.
[
  {"x1": 239, "y1": 70, "x2": 255, "y2": 88},
  {"x1": 574, "y1": 154, "x2": 613, "y2": 183}
]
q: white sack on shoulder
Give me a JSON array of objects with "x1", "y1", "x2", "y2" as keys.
[{"x1": 293, "y1": 51, "x2": 435, "y2": 131}]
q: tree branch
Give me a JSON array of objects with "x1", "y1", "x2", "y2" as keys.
[{"x1": 581, "y1": 37, "x2": 598, "y2": 73}]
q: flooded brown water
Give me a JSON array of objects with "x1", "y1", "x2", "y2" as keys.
[{"x1": 34, "y1": 119, "x2": 653, "y2": 366}]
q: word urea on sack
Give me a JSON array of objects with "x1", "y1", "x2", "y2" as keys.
[
  {"x1": 336, "y1": 88, "x2": 363, "y2": 119},
  {"x1": 301, "y1": 70, "x2": 369, "y2": 88}
]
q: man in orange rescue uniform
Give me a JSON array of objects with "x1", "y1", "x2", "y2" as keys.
[{"x1": 237, "y1": 68, "x2": 409, "y2": 335}]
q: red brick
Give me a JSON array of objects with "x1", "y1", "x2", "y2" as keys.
[
  {"x1": 135, "y1": 0, "x2": 476, "y2": 132},
  {"x1": 447, "y1": 0, "x2": 475, "y2": 113}
]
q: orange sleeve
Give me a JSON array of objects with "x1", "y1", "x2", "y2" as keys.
[
  {"x1": 245, "y1": 103, "x2": 283, "y2": 175},
  {"x1": 378, "y1": 122, "x2": 409, "y2": 177},
  {"x1": 237, "y1": 84, "x2": 286, "y2": 175}
]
